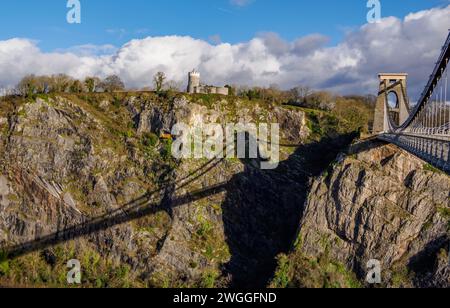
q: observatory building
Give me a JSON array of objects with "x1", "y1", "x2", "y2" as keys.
[{"x1": 187, "y1": 70, "x2": 229, "y2": 96}]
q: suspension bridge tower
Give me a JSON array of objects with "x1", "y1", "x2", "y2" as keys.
[{"x1": 373, "y1": 73, "x2": 410, "y2": 134}]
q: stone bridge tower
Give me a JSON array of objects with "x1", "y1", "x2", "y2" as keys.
[{"x1": 373, "y1": 73, "x2": 410, "y2": 134}]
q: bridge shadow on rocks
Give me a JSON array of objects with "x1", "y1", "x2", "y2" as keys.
[
  {"x1": 220, "y1": 132, "x2": 358, "y2": 288},
  {"x1": 2, "y1": 181, "x2": 230, "y2": 261},
  {"x1": 1, "y1": 132, "x2": 357, "y2": 288},
  {"x1": 1, "y1": 158, "x2": 229, "y2": 260}
]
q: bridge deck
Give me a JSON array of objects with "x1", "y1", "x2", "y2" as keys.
[{"x1": 378, "y1": 134, "x2": 450, "y2": 174}]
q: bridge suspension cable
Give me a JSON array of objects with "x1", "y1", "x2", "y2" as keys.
[
  {"x1": 409, "y1": 59, "x2": 449, "y2": 137},
  {"x1": 377, "y1": 32, "x2": 450, "y2": 173}
]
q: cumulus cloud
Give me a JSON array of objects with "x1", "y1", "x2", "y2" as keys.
[{"x1": 0, "y1": 5, "x2": 449, "y2": 99}]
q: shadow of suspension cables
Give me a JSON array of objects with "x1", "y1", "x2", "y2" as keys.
[
  {"x1": 2, "y1": 156, "x2": 227, "y2": 260},
  {"x1": 3, "y1": 138, "x2": 318, "y2": 261},
  {"x1": 3, "y1": 180, "x2": 229, "y2": 260}
]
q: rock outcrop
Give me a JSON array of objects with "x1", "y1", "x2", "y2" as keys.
[
  {"x1": 275, "y1": 139, "x2": 450, "y2": 288},
  {"x1": 0, "y1": 93, "x2": 321, "y2": 288}
]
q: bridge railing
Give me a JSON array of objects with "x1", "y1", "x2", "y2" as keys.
[{"x1": 379, "y1": 133, "x2": 450, "y2": 174}]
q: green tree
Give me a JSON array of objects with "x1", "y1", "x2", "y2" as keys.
[
  {"x1": 84, "y1": 77, "x2": 101, "y2": 93},
  {"x1": 70, "y1": 80, "x2": 84, "y2": 93}
]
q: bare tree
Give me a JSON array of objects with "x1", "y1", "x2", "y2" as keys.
[
  {"x1": 165, "y1": 80, "x2": 182, "y2": 92},
  {"x1": 153, "y1": 72, "x2": 167, "y2": 92},
  {"x1": 304, "y1": 91, "x2": 335, "y2": 111},
  {"x1": 50, "y1": 74, "x2": 74, "y2": 93},
  {"x1": 34, "y1": 76, "x2": 52, "y2": 93},
  {"x1": 102, "y1": 75, "x2": 125, "y2": 93},
  {"x1": 289, "y1": 86, "x2": 312, "y2": 103},
  {"x1": 16, "y1": 75, "x2": 38, "y2": 97}
]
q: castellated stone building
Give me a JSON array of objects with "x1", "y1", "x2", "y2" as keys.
[{"x1": 187, "y1": 70, "x2": 229, "y2": 96}]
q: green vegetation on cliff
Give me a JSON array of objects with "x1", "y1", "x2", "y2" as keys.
[
  {"x1": 0, "y1": 242, "x2": 142, "y2": 288},
  {"x1": 271, "y1": 253, "x2": 361, "y2": 288},
  {"x1": 0, "y1": 90, "x2": 373, "y2": 288},
  {"x1": 270, "y1": 235, "x2": 361, "y2": 289}
]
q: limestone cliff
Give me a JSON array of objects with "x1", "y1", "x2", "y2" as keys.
[
  {"x1": 272, "y1": 140, "x2": 450, "y2": 288},
  {"x1": 0, "y1": 93, "x2": 336, "y2": 288},
  {"x1": 4, "y1": 92, "x2": 440, "y2": 288}
]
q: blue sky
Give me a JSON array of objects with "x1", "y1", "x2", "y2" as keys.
[
  {"x1": 0, "y1": 0, "x2": 447, "y2": 51},
  {"x1": 0, "y1": 1, "x2": 449, "y2": 97}
]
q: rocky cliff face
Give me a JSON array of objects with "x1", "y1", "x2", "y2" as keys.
[
  {"x1": 3, "y1": 93, "x2": 443, "y2": 288},
  {"x1": 0, "y1": 93, "x2": 335, "y2": 288},
  {"x1": 273, "y1": 140, "x2": 450, "y2": 288}
]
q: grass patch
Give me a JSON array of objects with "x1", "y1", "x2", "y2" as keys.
[
  {"x1": 437, "y1": 207, "x2": 450, "y2": 231},
  {"x1": 0, "y1": 251, "x2": 10, "y2": 276},
  {"x1": 142, "y1": 132, "x2": 159, "y2": 148},
  {"x1": 423, "y1": 164, "x2": 446, "y2": 175},
  {"x1": 0, "y1": 242, "x2": 142, "y2": 288},
  {"x1": 199, "y1": 269, "x2": 220, "y2": 288},
  {"x1": 271, "y1": 234, "x2": 361, "y2": 289},
  {"x1": 270, "y1": 252, "x2": 361, "y2": 288},
  {"x1": 390, "y1": 267, "x2": 412, "y2": 288},
  {"x1": 437, "y1": 207, "x2": 450, "y2": 219}
]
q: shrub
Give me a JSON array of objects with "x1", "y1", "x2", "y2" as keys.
[
  {"x1": 0, "y1": 251, "x2": 9, "y2": 276},
  {"x1": 200, "y1": 270, "x2": 219, "y2": 288},
  {"x1": 161, "y1": 139, "x2": 173, "y2": 160},
  {"x1": 271, "y1": 254, "x2": 291, "y2": 288},
  {"x1": 142, "y1": 132, "x2": 159, "y2": 148}
]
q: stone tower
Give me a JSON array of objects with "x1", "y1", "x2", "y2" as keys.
[
  {"x1": 187, "y1": 70, "x2": 200, "y2": 94},
  {"x1": 373, "y1": 73, "x2": 410, "y2": 134}
]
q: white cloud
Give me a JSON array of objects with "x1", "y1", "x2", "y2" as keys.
[
  {"x1": 0, "y1": 5, "x2": 449, "y2": 99},
  {"x1": 230, "y1": 0, "x2": 254, "y2": 7}
]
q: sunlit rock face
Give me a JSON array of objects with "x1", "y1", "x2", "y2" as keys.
[
  {"x1": 297, "y1": 140, "x2": 450, "y2": 288},
  {"x1": 0, "y1": 93, "x2": 318, "y2": 287}
]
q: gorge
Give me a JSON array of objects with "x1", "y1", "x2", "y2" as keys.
[{"x1": 0, "y1": 92, "x2": 448, "y2": 288}]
